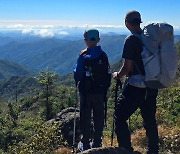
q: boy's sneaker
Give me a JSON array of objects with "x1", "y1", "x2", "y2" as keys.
[{"x1": 77, "y1": 141, "x2": 83, "y2": 152}]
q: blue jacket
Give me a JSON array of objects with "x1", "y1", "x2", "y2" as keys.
[{"x1": 74, "y1": 45, "x2": 107, "y2": 82}]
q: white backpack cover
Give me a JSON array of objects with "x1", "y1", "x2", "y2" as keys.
[{"x1": 140, "y1": 22, "x2": 178, "y2": 89}]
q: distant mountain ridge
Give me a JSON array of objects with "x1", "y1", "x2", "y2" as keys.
[
  {"x1": 0, "y1": 36, "x2": 14, "y2": 46},
  {"x1": 0, "y1": 34, "x2": 179, "y2": 75},
  {"x1": 0, "y1": 34, "x2": 126, "y2": 74},
  {"x1": 174, "y1": 35, "x2": 180, "y2": 43}
]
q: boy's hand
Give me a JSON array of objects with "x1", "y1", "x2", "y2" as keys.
[{"x1": 113, "y1": 72, "x2": 119, "y2": 80}]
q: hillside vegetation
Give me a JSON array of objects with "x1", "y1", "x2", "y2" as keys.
[{"x1": 0, "y1": 59, "x2": 36, "y2": 80}]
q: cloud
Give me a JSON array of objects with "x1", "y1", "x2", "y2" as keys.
[
  {"x1": 1, "y1": 23, "x2": 129, "y2": 36},
  {"x1": 22, "y1": 29, "x2": 54, "y2": 37},
  {"x1": 42, "y1": 25, "x2": 55, "y2": 28},
  {"x1": 58, "y1": 31, "x2": 69, "y2": 35},
  {"x1": 7, "y1": 24, "x2": 25, "y2": 29},
  {"x1": 22, "y1": 29, "x2": 33, "y2": 34},
  {"x1": 174, "y1": 26, "x2": 180, "y2": 29},
  {"x1": 34, "y1": 29, "x2": 54, "y2": 37},
  {"x1": 2, "y1": 23, "x2": 126, "y2": 30},
  {"x1": 91, "y1": 25, "x2": 124, "y2": 28}
]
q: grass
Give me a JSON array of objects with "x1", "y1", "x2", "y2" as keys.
[{"x1": 54, "y1": 124, "x2": 180, "y2": 154}]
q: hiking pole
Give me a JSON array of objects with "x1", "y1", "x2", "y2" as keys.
[
  {"x1": 104, "y1": 91, "x2": 108, "y2": 128},
  {"x1": 111, "y1": 79, "x2": 122, "y2": 146},
  {"x1": 72, "y1": 81, "x2": 79, "y2": 153}
]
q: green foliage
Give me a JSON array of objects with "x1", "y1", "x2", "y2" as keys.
[
  {"x1": 8, "y1": 122, "x2": 62, "y2": 154},
  {"x1": 0, "y1": 68, "x2": 76, "y2": 153},
  {"x1": 13, "y1": 117, "x2": 43, "y2": 141},
  {"x1": 51, "y1": 85, "x2": 75, "y2": 115},
  {"x1": 0, "y1": 59, "x2": 36, "y2": 80},
  {"x1": 8, "y1": 102, "x2": 19, "y2": 127},
  {"x1": 0, "y1": 109, "x2": 14, "y2": 151},
  {"x1": 0, "y1": 76, "x2": 39, "y2": 100},
  {"x1": 35, "y1": 69, "x2": 58, "y2": 121},
  {"x1": 57, "y1": 73, "x2": 75, "y2": 87},
  {"x1": 35, "y1": 69, "x2": 57, "y2": 87},
  {"x1": 156, "y1": 84, "x2": 180, "y2": 126},
  {"x1": 175, "y1": 41, "x2": 180, "y2": 55}
]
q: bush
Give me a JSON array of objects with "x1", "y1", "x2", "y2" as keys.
[{"x1": 9, "y1": 122, "x2": 62, "y2": 154}]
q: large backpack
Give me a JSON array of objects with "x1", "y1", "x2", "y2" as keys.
[
  {"x1": 85, "y1": 52, "x2": 111, "y2": 92},
  {"x1": 139, "y1": 22, "x2": 178, "y2": 89}
]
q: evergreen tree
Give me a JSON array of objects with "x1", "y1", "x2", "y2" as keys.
[{"x1": 35, "y1": 69, "x2": 57, "y2": 121}]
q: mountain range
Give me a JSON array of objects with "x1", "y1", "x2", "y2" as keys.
[
  {"x1": 0, "y1": 33, "x2": 179, "y2": 77},
  {"x1": 0, "y1": 34, "x2": 126, "y2": 74}
]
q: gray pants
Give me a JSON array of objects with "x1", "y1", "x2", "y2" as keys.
[{"x1": 79, "y1": 92, "x2": 104, "y2": 149}]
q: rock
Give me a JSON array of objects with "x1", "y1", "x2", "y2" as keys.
[
  {"x1": 55, "y1": 107, "x2": 81, "y2": 146},
  {"x1": 78, "y1": 147, "x2": 134, "y2": 154}
]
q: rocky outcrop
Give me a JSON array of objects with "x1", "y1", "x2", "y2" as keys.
[
  {"x1": 58, "y1": 107, "x2": 81, "y2": 145},
  {"x1": 78, "y1": 147, "x2": 138, "y2": 154},
  {"x1": 48, "y1": 108, "x2": 142, "y2": 154},
  {"x1": 47, "y1": 107, "x2": 81, "y2": 146}
]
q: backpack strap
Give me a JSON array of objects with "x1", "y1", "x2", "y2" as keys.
[{"x1": 131, "y1": 33, "x2": 144, "y2": 76}]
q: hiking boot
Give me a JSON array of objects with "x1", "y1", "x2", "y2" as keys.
[{"x1": 77, "y1": 141, "x2": 83, "y2": 152}]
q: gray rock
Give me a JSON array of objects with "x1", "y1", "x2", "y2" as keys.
[
  {"x1": 78, "y1": 147, "x2": 134, "y2": 154},
  {"x1": 47, "y1": 107, "x2": 81, "y2": 146}
]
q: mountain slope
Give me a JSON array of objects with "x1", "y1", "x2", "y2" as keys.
[
  {"x1": 0, "y1": 76, "x2": 39, "y2": 99},
  {"x1": 0, "y1": 59, "x2": 36, "y2": 80},
  {"x1": 174, "y1": 35, "x2": 180, "y2": 43},
  {"x1": 0, "y1": 36, "x2": 14, "y2": 46}
]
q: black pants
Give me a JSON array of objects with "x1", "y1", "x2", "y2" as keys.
[
  {"x1": 114, "y1": 84, "x2": 159, "y2": 153},
  {"x1": 80, "y1": 92, "x2": 104, "y2": 150}
]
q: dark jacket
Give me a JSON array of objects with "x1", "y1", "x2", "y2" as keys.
[{"x1": 74, "y1": 45, "x2": 109, "y2": 93}]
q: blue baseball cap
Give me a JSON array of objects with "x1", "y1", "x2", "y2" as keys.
[{"x1": 84, "y1": 29, "x2": 100, "y2": 42}]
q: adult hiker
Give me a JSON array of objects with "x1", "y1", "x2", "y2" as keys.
[
  {"x1": 113, "y1": 10, "x2": 159, "y2": 154},
  {"x1": 74, "y1": 29, "x2": 111, "y2": 151}
]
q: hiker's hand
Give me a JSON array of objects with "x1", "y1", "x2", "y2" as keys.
[{"x1": 113, "y1": 72, "x2": 119, "y2": 80}]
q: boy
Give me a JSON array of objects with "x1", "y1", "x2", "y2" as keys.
[
  {"x1": 74, "y1": 29, "x2": 110, "y2": 150},
  {"x1": 113, "y1": 10, "x2": 159, "y2": 154}
]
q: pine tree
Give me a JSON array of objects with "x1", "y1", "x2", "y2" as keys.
[{"x1": 35, "y1": 69, "x2": 57, "y2": 121}]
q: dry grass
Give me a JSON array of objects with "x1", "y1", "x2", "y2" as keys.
[
  {"x1": 53, "y1": 146, "x2": 72, "y2": 154},
  {"x1": 131, "y1": 128, "x2": 146, "y2": 153},
  {"x1": 102, "y1": 134, "x2": 118, "y2": 147},
  {"x1": 54, "y1": 125, "x2": 179, "y2": 154},
  {"x1": 131, "y1": 125, "x2": 180, "y2": 153}
]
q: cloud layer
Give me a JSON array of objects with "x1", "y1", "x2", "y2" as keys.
[
  {"x1": 0, "y1": 23, "x2": 128, "y2": 37},
  {"x1": 0, "y1": 22, "x2": 180, "y2": 37}
]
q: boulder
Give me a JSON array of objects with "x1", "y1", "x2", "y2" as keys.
[
  {"x1": 78, "y1": 147, "x2": 137, "y2": 154},
  {"x1": 47, "y1": 107, "x2": 81, "y2": 146},
  {"x1": 57, "y1": 107, "x2": 81, "y2": 145}
]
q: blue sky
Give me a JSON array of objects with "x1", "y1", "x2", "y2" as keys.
[
  {"x1": 0, "y1": 0, "x2": 180, "y2": 25},
  {"x1": 0, "y1": 0, "x2": 180, "y2": 35}
]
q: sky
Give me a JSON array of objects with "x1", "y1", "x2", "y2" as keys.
[{"x1": 0, "y1": 0, "x2": 180, "y2": 35}]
